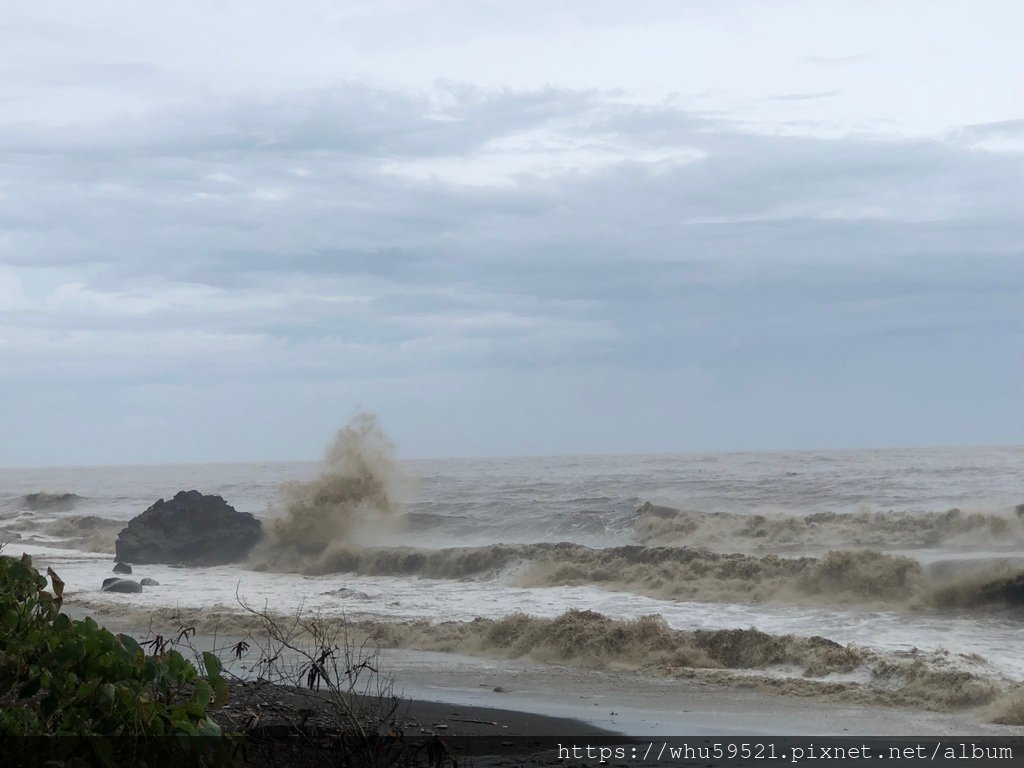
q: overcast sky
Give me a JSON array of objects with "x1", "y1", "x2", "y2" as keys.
[{"x1": 1, "y1": 1, "x2": 1022, "y2": 465}]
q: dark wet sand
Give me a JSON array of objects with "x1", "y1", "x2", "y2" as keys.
[{"x1": 217, "y1": 679, "x2": 615, "y2": 767}]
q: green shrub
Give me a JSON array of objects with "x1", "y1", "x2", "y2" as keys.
[{"x1": 0, "y1": 551, "x2": 236, "y2": 767}]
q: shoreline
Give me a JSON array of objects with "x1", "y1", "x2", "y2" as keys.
[{"x1": 65, "y1": 603, "x2": 1023, "y2": 739}]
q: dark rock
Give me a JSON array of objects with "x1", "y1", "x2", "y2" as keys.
[
  {"x1": 101, "y1": 577, "x2": 123, "y2": 590},
  {"x1": 115, "y1": 490, "x2": 263, "y2": 566},
  {"x1": 113, "y1": 561, "x2": 132, "y2": 574},
  {"x1": 139, "y1": 578, "x2": 160, "y2": 586},
  {"x1": 636, "y1": 501, "x2": 681, "y2": 519},
  {"x1": 101, "y1": 578, "x2": 142, "y2": 593}
]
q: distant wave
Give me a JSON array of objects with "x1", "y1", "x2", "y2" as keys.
[
  {"x1": 633, "y1": 501, "x2": 1024, "y2": 551},
  {"x1": 19, "y1": 491, "x2": 83, "y2": 511}
]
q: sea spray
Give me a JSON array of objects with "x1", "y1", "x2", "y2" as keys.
[{"x1": 255, "y1": 413, "x2": 401, "y2": 570}]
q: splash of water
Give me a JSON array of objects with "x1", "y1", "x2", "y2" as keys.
[{"x1": 257, "y1": 413, "x2": 401, "y2": 570}]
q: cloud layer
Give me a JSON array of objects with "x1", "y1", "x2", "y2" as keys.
[{"x1": 0, "y1": 3, "x2": 1021, "y2": 463}]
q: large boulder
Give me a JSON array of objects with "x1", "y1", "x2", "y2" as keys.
[
  {"x1": 102, "y1": 578, "x2": 142, "y2": 593},
  {"x1": 114, "y1": 490, "x2": 262, "y2": 566}
]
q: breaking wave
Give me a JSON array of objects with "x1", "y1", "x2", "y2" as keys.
[
  {"x1": 260, "y1": 540, "x2": 1024, "y2": 611},
  {"x1": 365, "y1": 610, "x2": 1002, "y2": 710},
  {"x1": 0, "y1": 514, "x2": 123, "y2": 553},
  {"x1": 71, "y1": 602, "x2": 1005, "y2": 714},
  {"x1": 987, "y1": 688, "x2": 1024, "y2": 725},
  {"x1": 40, "y1": 515, "x2": 124, "y2": 553},
  {"x1": 634, "y1": 501, "x2": 1024, "y2": 552},
  {"x1": 517, "y1": 546, "x2": 928, "y2": 606}
]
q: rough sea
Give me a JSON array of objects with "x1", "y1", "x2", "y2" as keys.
[{"x1": 2, "y1": 441, "x2": 1023, "y2": 722}]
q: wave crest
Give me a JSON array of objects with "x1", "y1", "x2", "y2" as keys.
[
  {"x1": 0, "y1": 514, "x2": 122, "y2": 553},
  {"x1": 364, "y1": 609, "x2": 1001, "y2": 711},
  {"x1": 634, "y1": 502, "x2": 1024, "y2": 552},
  {"x1": 261, "y1": 539, "x2": 1024, "y2": 611},
  {"x1": 67, "y1": 605, "x2": 1006, "y2": 714},
  {"x1": 20, "y1": 491, "x2": 82, "y2": 511}
]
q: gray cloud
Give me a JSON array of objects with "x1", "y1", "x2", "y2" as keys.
[{"x1": 1, "y1": 71, "x2": 1022, "y2": 461}]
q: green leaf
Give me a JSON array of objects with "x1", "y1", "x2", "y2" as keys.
[
  {"x1": 174, "y1": 719, "x2": 197, "y2": 736},
  {"x1": 117, "y1": 633, "x2": 141, "y2": 656},
  {"x1": 75, "y1": 679, "x2": 100, "y2": 703},
  {"x1": 202, "y1": 651, "x2": 222, "y2": 679},
  {"x1": 212, "y1": 677, "x2": 230, "y2": 707},
  {"x1": 101, "y1": 683, "x2": 116, "y2": 702},
  {"x1": 196, "y1": 717, "x2": 222, "y2": 737},
  {"x1": 192, "y1": 680, "x2": 213, "y2": 708}
]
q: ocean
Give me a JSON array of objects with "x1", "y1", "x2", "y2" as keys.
[{"x1": 2, "y1": 439, "x2": 1023, "y2": 723}]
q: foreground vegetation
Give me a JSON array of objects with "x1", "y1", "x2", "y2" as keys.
[
  {"x1": 0, "y1": 548, "x2": 461, "y2": 767},
  {"x1": 0, "y1": 549, "x2": 236, "y2": 766}
]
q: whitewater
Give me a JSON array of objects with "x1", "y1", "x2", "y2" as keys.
[{"x1": 2, "y1": 432, "x2": 1023, "y2": 725}]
